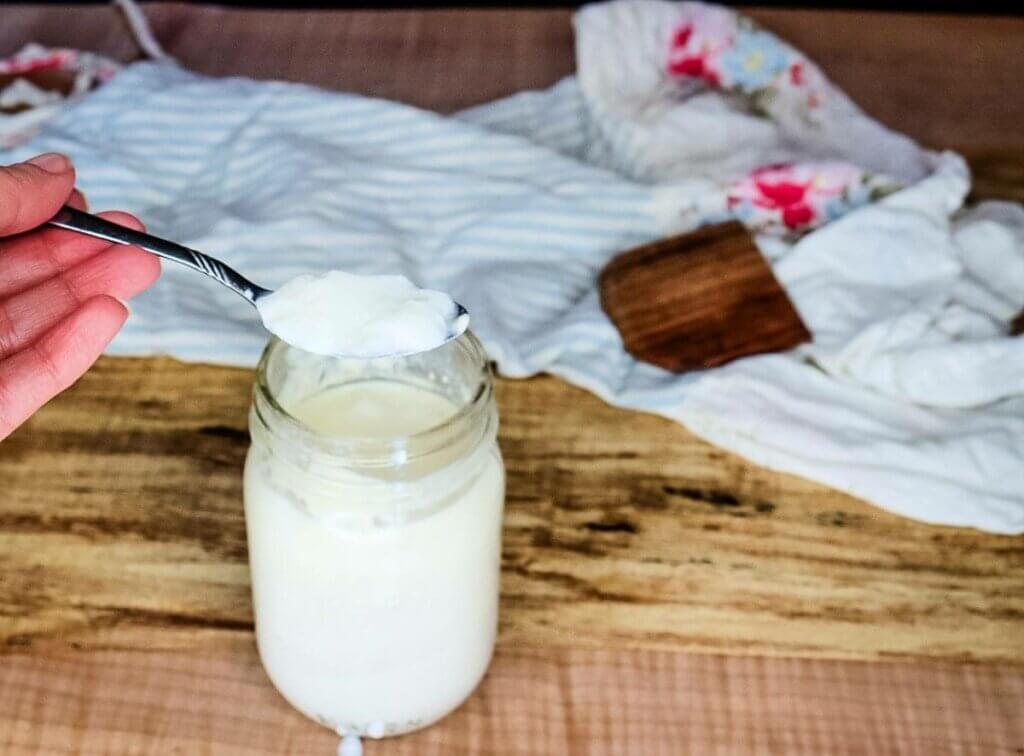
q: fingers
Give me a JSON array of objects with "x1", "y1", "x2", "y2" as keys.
[
  {"x1": 0, "y1": 295, "x2": 127, "y2": 441},
  {"x1": 68, "y1": 189, "x2": 88, "y2": 211},
  {"x1": 0, "y1": 154, "x2": 76, "y2": 237},
  {"x1": 0, "y1": 243, "x2": 161, "y2": 360},
  {"x1": 0, "y1": 211, "x2": 146, "y2": 299}
]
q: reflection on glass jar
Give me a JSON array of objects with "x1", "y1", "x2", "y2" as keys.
[{"x1": 243, "y1": 333, "x2": 505, "y2": 738}]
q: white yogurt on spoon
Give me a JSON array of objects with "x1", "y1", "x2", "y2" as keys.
[{"x1": 257, "y1": 270, "x2": 469, "y2": 357}]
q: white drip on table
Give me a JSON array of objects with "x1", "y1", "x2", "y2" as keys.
[{"x1": 338, "y1": 734, "x2": 362, "y2": 756}]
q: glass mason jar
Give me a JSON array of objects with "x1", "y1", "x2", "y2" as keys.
[{"x1": 243, "y1": 332, "x2": 504, "y2": 738}]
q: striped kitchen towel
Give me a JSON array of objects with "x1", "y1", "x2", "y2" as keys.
[{"x1": 6, "y1": 0, "x2": 1023, "y2": 533}]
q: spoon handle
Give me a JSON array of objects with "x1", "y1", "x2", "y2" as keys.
[{"x1": 47, "y1": 206, "x2": 270, "y2": 306}]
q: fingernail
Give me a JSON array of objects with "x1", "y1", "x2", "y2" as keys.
[{"x1": 26, "y1": 152, "x2": 71, "y2": 174}]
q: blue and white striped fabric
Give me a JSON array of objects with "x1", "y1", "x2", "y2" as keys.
[
  {"x1": 12, "y1": 64, "x2": 669, "y2": 383},
  {"x1": 7, "y1": 0, "x2": 1024, "y2": 533}
]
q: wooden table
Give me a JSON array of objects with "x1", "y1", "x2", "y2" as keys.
[{"x1": 2, "y1": 5, "x2": 1023, "y2": 754}]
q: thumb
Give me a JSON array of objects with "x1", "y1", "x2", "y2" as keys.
[{"x1": 0, "y1": 153, "x2": 76, "y2": 237}]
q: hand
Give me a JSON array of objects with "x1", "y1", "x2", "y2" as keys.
[{"x1": 0, "y1": 154, "x2": 160, "y2": 441}]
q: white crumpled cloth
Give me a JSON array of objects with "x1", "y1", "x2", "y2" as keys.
[{"x1": 6, "y1": 0, "x2": 1023, "y2": 532}]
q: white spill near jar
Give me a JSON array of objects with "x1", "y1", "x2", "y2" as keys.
[{"x1": 244, "y1": 333, "x2": 504, "y2": 738}]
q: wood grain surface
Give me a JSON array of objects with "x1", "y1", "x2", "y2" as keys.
[
  {"x1": 4, "y1": 646, "x2": 1023, "y2": 756},
  {"x1": 599, "y1": 222, "x2": 811, "y2": 371},
  {"x1": 2, "y1": 356, "x2": 1021, "y2": 663},
  {"x1": 2, "y1": 4, "x2": 1023, "y2": 753}
]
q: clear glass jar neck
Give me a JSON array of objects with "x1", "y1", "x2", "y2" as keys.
[{"x1": 249, "y1": 332, "x2": 497, "y2": 478}]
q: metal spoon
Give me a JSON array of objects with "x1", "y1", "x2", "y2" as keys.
[
  {"x1": 47, "y1": 205, "x2": 271, "y2": 305},
  {"x1": 45, "y1": 206, "x2": 470, "y2": 337}
]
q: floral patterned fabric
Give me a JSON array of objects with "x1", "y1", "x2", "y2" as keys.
[
  {"x1": 0, "y1": 44, "x2": 121, "y2": 148},
  {"x1": 664, "y1": 4, "x2": 901, "y2": 236},
  {"x1": 720, "y1": 161, "x2": 899, "y2": 234},
  {"x1": 0, "y1": 46, "x2": 118, "y2": 80},
  {"x1": 666, "y1": 4, "x2": 827, "y2": 123}
]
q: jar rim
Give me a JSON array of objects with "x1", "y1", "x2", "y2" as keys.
[{"x1": 252, "y1": 331, "x2": 494, "y2": 466}]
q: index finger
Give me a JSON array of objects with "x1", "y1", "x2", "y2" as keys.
[
  {"x1": 0, "y1": 154, "x2": 76, "y2": 237},
  {"x1": 0, "y1": 211, "x2": 146, "y2": 299}
]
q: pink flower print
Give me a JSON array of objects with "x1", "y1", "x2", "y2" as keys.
[
  {"x1": 726, "y1": 167, "x2": 817, "y2": 231},
  {"x1": 668, "y1": 52, "x2": 719, "y2": 85},
  {"x1": 723, "y1": 161, "x2": 891, "y2": 234},
  {"x1": 672, "y1": 25, "x2": 693, "y2": 48},
  {"x1": 666, "y1": 5, "x2": 736, "y2": 87},
  {"x1": 0, "y1": 49, "x2": 76, "y2": 76},
  {"x1": 782, "y1": 202, "x2": 814, "y2": 229},
  {"x1": 750, "y1": 162, "x2": 860, "y2": 229},
  {"x1": 755, "y1": 179, "x2": 806, "y2": 206},
  {"x1": 785, "y1": 58, "x2": 828, "y2": 112},
  {"x1": 663, "y1": 5, "x2": 833, "y2": 125},
  {"x1": 752, "y1": 178, "x2": 815, "y2": 229},
  {"x1": 667, "y1": 23, "x2": 721, "y2": 85}
]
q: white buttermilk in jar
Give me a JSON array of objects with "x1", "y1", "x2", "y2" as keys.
[{"x1": 243, "y1": 333, "x2": 504, "y2": 737}]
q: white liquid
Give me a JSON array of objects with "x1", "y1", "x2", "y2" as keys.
[
  {"x1": 257, "y1": 270, "x2": 469, "y2": 358},
  {"x1": 244, "y1": 380, "x2": 504, "y2": 737}
]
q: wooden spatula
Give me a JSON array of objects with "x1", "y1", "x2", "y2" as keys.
[{"x1": 599, "y1": 221, "x2": 810, "y2": 372}]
